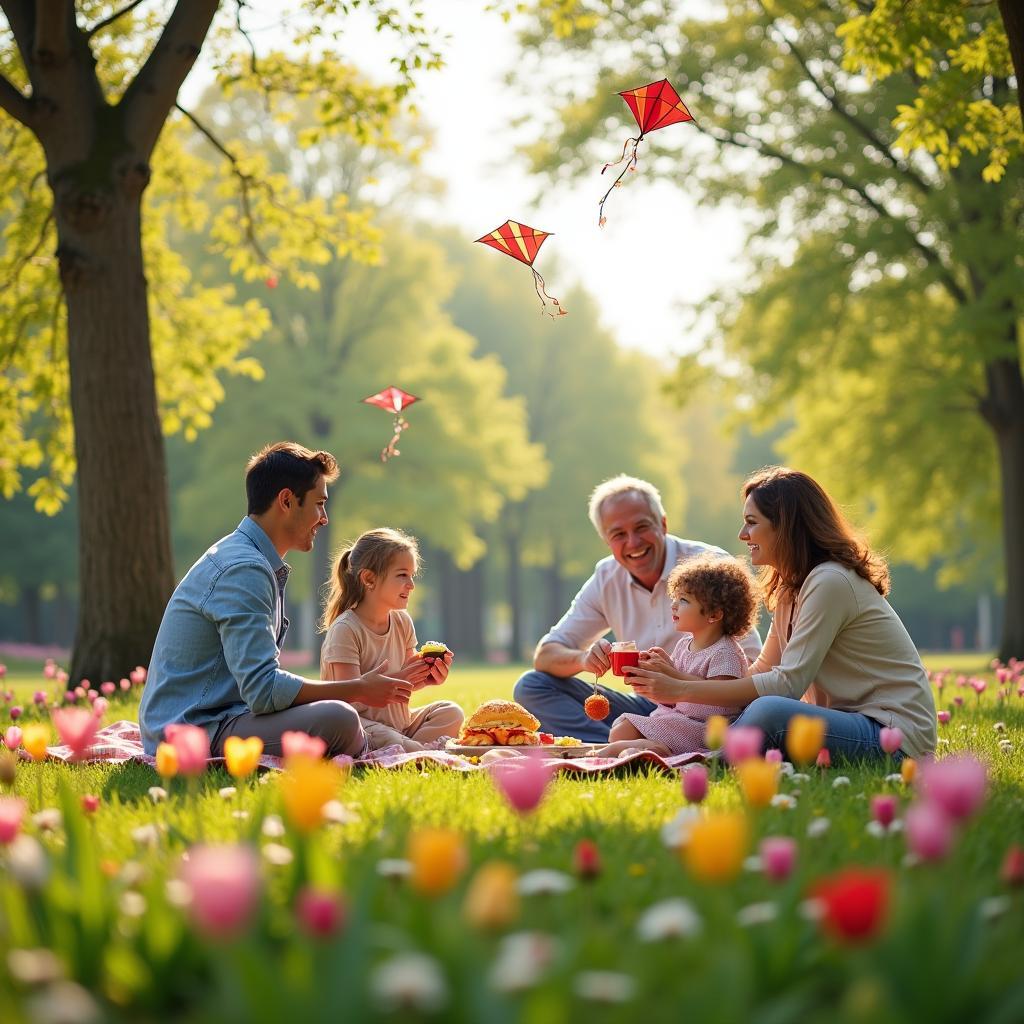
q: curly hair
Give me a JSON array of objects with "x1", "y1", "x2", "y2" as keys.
[{"x1": 667, "y1": 554, "x2": 760, "y2": 638}]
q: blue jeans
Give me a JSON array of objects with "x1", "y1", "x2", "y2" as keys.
[
  {"x1": 732, "y1": 696, "x2": 896, "y2": 763},
  {"x1": 513, "y1": 670, "x2": 658, "y2": 743}
]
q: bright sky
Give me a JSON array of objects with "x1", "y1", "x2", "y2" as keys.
[{"x1": 188, "y1": 0, "x2": 748, "y2": 361}]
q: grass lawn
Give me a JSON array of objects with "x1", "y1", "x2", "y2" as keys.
[{"x1": 0, "y1": 652, "x2": 1022, "y2": 1022}]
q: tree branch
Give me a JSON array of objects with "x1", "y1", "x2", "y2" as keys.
[
  {"x1": 0, "y1": 71, "x2": 35, "y2": 127},
  {"x1": 85, "y1": 0, "x2": 149, "y2": 39},
  {"x1": 0, "y1": 0, "x2": 36, "y2": 72},
  {"x1": 119, "y1": 0, "x2": 219, "y2": 157}
]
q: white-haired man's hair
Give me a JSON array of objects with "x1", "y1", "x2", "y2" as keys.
[{"x1": 587, "y1": 475, "x2": 666, "y2": 535}]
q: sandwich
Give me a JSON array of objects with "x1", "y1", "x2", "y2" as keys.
[{"x1": 456, "y1": 699, "x2": 541, "y2": 746}]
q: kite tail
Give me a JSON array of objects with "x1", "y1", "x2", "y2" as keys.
[
  {"x1": 381, "y1": 415, "x2": 409, "y2": 462},
  {"x1": 531, "y1": 267, "x2": 568, "y2": 318},
  {"x1": 598, "y1": 133, "x2": 643, "y2": 227}
]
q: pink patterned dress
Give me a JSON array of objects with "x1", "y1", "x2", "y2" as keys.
[{"x1": 615, "y1": 633, "x2": 749, "y2": 755}]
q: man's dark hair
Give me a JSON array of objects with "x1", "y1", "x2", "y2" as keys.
[{"x1": 245, "y1": 442, "x2": 339, "y2": 515}]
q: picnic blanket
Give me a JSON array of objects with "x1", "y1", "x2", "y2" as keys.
[{"x1": 38, "y1": 720, "x2": 706, "y2": 776}]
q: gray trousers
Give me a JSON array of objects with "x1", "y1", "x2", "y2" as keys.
[{"x1": 211, "y1": 700, "x2": 366, "y2": 759}]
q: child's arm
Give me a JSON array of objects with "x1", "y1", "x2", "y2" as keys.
[
  {"x1": 625, "y1": 662, "x2": 759, "y2": 707},
  {"x1": 402, "y1": 647, "x2": 447, "y2": 690}
]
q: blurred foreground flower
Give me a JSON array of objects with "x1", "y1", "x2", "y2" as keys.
[
  {"x1": 25, "y1": 980, "x2": 101, "y2": 1024},
  {"x1": 0, "y1": 796, "x2": 26, "y2": 844},
  {"x1": 279, "y1": 756, "x2": 343, "y2": 832},
  {"x1": 681, "y1": 764, "x2": 708, "y2": 804},
  {"x1": 296, "y1": 886, "x2": 346, "y2": 938},
  {"x1": 573, "y1": 839, "x2": 602, "y2": 880},
  {"x1": 901, "y1": 758, "x2": 917, "y2": 784},
  {"x1": 636, "y1": 898, "x2": 702, "y2": 941},
  {"x1": 22, "y1": 724, "x2": 50, "y2": 762},
  {"x1": 489, "y1": 932, "x2": 559, "y2": 993},
  {"x1": 723, "y1": 726, "x2": 763, "y2": 766},
  {"x1": 489, "y1": 755, "x2": 553, "y2": 815},
  {"x1": 155, "y1": 742, "x2": 178, "y2": 780},
  {"x1": 737, "y1": 759, "x2": 779, "y2": 807},
  {"x1": 408, "y1": 828, "x2": 467, "y2": 896},
  {"x1": 463, "y1": 861, "x2": 519, "y2": 930},
  {"x1": 683, "y1": 812, "x2": 749, "y2": 883},
  {"x1": 1000, "y1": 845, "x2": 1024, "y2": 887},
  {"x1": 574, "y1": 970, "x2": 635, "y2": 1004},
  {"x1": 760, "y1": 836, "x2": 797, "y2": 882},
  {"x1": 918, "y1": 755, "x2": 987, "y2": 821},
  {"x1": 812, "y1": 867, "x2": 890, "y2": 944},
  {"x1": 371, "y1": 953, "x2": 448, "y2": 1013},
  {"x1": 282, "y1": 730, "x2": 327, "y2": 760},
  {"x1": 179, "y1": 844, "x2": 261, "y2": 939},
  {"x1": 165, "y1": 724, "x2": 209, "y2": 776},
  {"x1": 51, "y1": 708, "x2": 100, "y2": 761},
  {"x1": 904, "y1": 801, "x2": 955, "y2": 862},
  {"x1": 224, "y1": 736, "x2": 263, "y2": 779},
  {"x1": 786, "y1": 714, "x2": 826, "y2": 765},
  {"x1": 704, "y1": 715, "x2": 729, "y2": 749},
  {"x1": 518, "y1": 869, "x2": 575, "y2": 895},
  {"x1": 871, "y1": 794, "x2": 898, "y2": 829}
]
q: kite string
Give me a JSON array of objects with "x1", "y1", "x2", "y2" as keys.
[
  {"x1": 531, "y1": 268, "x2": 568, "y2": 318},
  {"x1": 381, "y1": 414, "x2": 409, "y2": 462},
  {"x1": 598, "y1": 133, "x2": 644, "y2": 227}
]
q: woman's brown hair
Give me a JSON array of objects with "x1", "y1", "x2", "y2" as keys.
[
  {"x1": 743, "y1": 466, "x2": 889, "y2": 610},
  {"x1": 319, "y1": 528, "x2": 420, "y2": 631}
]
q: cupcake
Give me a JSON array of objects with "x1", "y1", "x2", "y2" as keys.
[{"x1": 418, "y1": 641, "x2": 451, "y2": 664}]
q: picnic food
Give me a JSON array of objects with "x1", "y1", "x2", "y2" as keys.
[
  {"x1": 456, "y1": 700, "x2": 541, "y2": 746},
  {"x1": 584, "y1": 693, "x2": 611, "y2": 721},
  {"x1": 418, "y1": 641, "x2": 451, "y2": 663}
]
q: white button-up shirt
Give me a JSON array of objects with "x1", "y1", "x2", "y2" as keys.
[{"x1": 540, "y1": 535, "x2": 763, "y2": 662}]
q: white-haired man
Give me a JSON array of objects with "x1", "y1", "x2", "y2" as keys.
[{"x1": 513, "y1": 475, "x2": 762, "y2": 742}]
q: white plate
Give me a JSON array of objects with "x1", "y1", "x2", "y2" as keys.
[{"x1": 444, "y1": 743, "x2": 602, "y2": 758}]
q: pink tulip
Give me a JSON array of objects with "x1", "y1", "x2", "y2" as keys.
[
  {"x1": 86, "y1": 689, "x2": 98, "y2": 701},
  {"x1": 871, "y1": 794, "x2": 898, "y2": 828},
  {"x1": 937, "y1": 710, "x2": 951, "y2": 725},
  {"x1": 905, "y1": 801, "x2": 955, "y2": 862},
  {"x1": 0, "y1": 665, "x2": 5, "y2": 678},
  {"x1": 0, "y1": 796, "x2": 26, "y2": 844},
  {"x1": 296, "y1": 886, "x2": 346, "y2": 937},
  {"x1": 879, "y1": 727, "x2": 903, "y2": 755},
  {"x1": 165, "y1": 723, "x2": 210, "y2": 776},
  {"x1": 815, "y1": 747, "x2": 831, "y2": 769},
  {"x1": 81, "y1": 794, "x2": 101, "y2": 815},
  {"x1": 955, "y1": 675, "x2": 966, "y2": 688},
  {"x1": 100, "y1": 682, "x2": 116, "y2": 696},
  {"x1": 56, "y1": 669, "x2": 68, "y2": 684},
  {"x1": 9, "y1": 706, "x2": 21, "y2": 721},
  {"x1": 764, "y1": 748, "x2": 783, "y2": 764},
  {"x1": 723, "y1": 726, "x2": 763, "y2": 765},
  {"x1": 33, "y1": 691, "x2": 47, "y2": 706},
  {"x1": 120, "y1": 679, "x2": 132, "y2": 691},
  {"x1": 3, "y1": 726, "x2": 21, "y2": 751},
  {"x1": 43, "y1": 659, "x2": 57, "y2": 679},
  {"x1": 74, "y1": 686, "x2": 86, "y2": 699},
  {"x1": 760, "y1": 836, "x2": 797, "y2": 882},
  {"x1": 179, "y1": 845, "x2": 261, "y2": 938},
  {"x1": 970, "y1": 679, "x2": 986, "y2": 698},
  {"x1": 489, "y1": 754, "x2": 553, "y2": 814},
  {"x1": 681, "y1": 764, "x2": 708, "y2": 804},
  {"x1": 51, "y1": 708, "x2": 100, "y2": 761},
  {"x1": 919, "y1": 755, "x2": 987, "y2": 821},
  {"x1": 64, "y1": 690, "x2": 77, "y2": 704},
  {"x1": 281, "y1": 730, "x2": 328, "y2": 760},
  {"x1": 952, "y1": 696, "x2": 963, "y2": 707},
  {"x1": 91, "y1": 698, "x2": 108, "y2": 717},
  {"x1": 130, "y1": 666, "x2": 147, "y2": 686}
]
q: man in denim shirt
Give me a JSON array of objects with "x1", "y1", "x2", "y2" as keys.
[{"x1": 140, "y1": 442, "x2": 411, "y2": 757}]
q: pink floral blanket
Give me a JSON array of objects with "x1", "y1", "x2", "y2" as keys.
[{"x1": 38, "y1": 720, "x2": 705, "y2": 775}]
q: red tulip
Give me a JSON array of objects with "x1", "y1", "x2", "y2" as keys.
[
  {"x1": 296, "y1": 886, "x2": 346, "y2": 937},
  {"x1": 573, "y1": 839, "x2": 602, "y2": 880},
  {"x1": 811, "y1": 867, "x2": 890, "y2": 944},
  {"x1": 1000, "y1": 845, "x2": 1024, "y2": 887},
  {"x1": 870, "y1": 794, "x2": 898, "y2": 829},
  {"x1": 815, "y1": 748, "x2": 831, "y2": 769},
  {"x1": 81, "y1": 794, "x2": 101, "y2": 815}
]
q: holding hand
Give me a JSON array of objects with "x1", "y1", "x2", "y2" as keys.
[
  {"x1": 425, "y1": 650, "x2": 454, "y2": 686},
  {"x1": 639, "y1": 646, "x2": 676, "y2": 676},
  {"x1": 624, "y1": 660, "x2": 691, "y2": 705},
  {"x1": 394, "y1": 655, "x2": 435, "y2": 689},
  {"x1": 583, "y1": 639, "x2": 612, "y2": 677},
  {"x1": 358, "y1": 659, "x2": 414, "y2": 707}
]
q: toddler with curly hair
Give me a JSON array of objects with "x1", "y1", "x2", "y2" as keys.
[{"x1": 599, "y1": 553, "x2": 760, "y2": 757}]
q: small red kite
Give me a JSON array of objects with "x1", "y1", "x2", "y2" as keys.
[
  {"x1": 475, "y1": 220, "x2": 567, "y2": 318},
  {"x1": 362, "y1": 385, "x2": 419, "y2": 462},
  {"x1": 599, "y1": 78, "x2": 695, "y2": 226}
]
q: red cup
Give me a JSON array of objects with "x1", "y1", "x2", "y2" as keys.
[{"x1": 610, "y1": 649, "x2": 640, "y2": 677}]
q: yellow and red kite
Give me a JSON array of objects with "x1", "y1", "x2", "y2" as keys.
[
  {"x1": 362, "y1": 385, "x2": 419, "y2": 462},
  {"x1": 475, "y1": 220, "x2": 567, "y2": 318},
  {"x1": 599, "y1": 78, "x2": 695, "y2": 226}
]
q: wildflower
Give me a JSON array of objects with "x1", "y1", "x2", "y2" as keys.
[
  {"x1": 489, "y1": 755, "x2": 553, "y2": 815},
  {"x1": 999, "y1": 845, "x2": 1024, "y2": 887},
  {"x1": 660, "y1": 806, "x2": 700, "y2": 849},
  {"x1": 261, "y1": 814, "x2": 285, "y2": 839},
  {"x1": 518, "y1": 869, "x2": 575, "y2": 895},
  {"x1": 636, "y1": 898, "x2": 702, "y2": 941},
  {"x1": 6, "y1": 948, "x2": 64, "y2": 985},
  {"x1": 786, "y1": 714, "x2": 826, "y2": 765},
  {"x1": 153, "y1": 741, "x2": 178, "y2": 779},
  {"x1": 296, "y1": 886, "x2": 346, "y2": 938},
  {"x1": 904, "y1": 801, "x2": 955, "y2": 862},
  {"x1": 262, "y1": 843, "x2": 293, "y2": 867},
  {"x1": 574, "y1": 971, "x2": 635, "y2": 1003},
  {"x1": 789, "y1": 772, "x2": 810, "y2": 784},
  {"x1": 723, "y1": 726, "x2": 763, "y2": 766},
  {"x1": 770, "y1": 793, "x2": 797, "y2": 810},
  {"x1": 91, "y1": 697, "x2": 108, "y2": 717},
  {"x1": 807, "y1": 817, "x2": 830, "y2": 838},
  {"x1": 3, "y1": 726, "x2": 22, "y2": 751},
  {"x1": 900, "y1": 758, "x2": 917, "y2": 784},
  {"x1": 879, "y1": 727, "x2": 903, "y2": 755},
  {"x1": 370, "y1": 953, "x2": 448, "y2": 1013},
  {"x1": 164, "y1": 724, "x2": 208, "y2": 776},
  {"x1": 815, "y1": 748, "x2": 831, "y2": 769},
  {"x1": 130, "y1": 666, "x2": 147, "y2": 686},
  {"x1": 832, "y1": 776, "x2": 851, "y2": 789},
  {"x1": 737, "y1": 901, "x2": 778, "y2": 927},
  {"x1": 980, "y1": 895, "x2": 1012, "y2": 921},
  {"x1": 21, "y1": 723, "x2": 50, "y2": 762},
  {"x1": 681, "y1": 763, "x2": 708, "y2": 804},
  {"x1": 131, "y1": 824, "x2": 161, "y2": 848},
  {"x1": 573, "y1": 839, "x2": 601, "y2": 880},
  {"x1": 178, "y1": 844, "x2": 261, "y2": 939},
  {"x1": 120, "y1": 891, "x2": 147, "y2": 918},
  {"x1": 407, "y1": 828, "x2": 467, "y2": 896},
  {"x1": 25, "y1": 981, "x2": 101, "y2": 1024},
  {"x1": 224, "y1": 735, "x2": 263, "y2": 779},
  {"x1": 704, "y1": 714, "x2": 729, "y2": 749},
  {"x1": 148, "y1": 786, "x2": 167, "y2": 804},
  {"x1": 998, "y1": 740, "x2": 1013, "y2": 754},
  {"x1": 682, "y1": 812, "x2": 749, "y2": 883},
  {"x1": 993, "y1": 721, "x2": 1006, "y2": 733},
  {"x1": 279, "y1": 756, "x2": 343, "y2": 832},
  {"x1": 489, "y1": 932, "x2": 559, "y2": 993},
  {"x1": 871, "y1": 794, "x2": 898, "y2": 829},
  {"x1": 463, "y1": 861, "x2": 519, "y2": 930},
  {"x1": 51, "y1": 708, "x2": 100, "y2": 762},
  {"x1": 0, "y1": 796, "x2": 26, "y2": 844},
  {"x1": 281, "y1": 730, "x2": 327, "y2": 760},
  {"x1": 376, "y1": 858, "x2": 412, "y2": 880},
  {"x1": 9, "y1": 706, "x2": 21, "y2": 721},
  {"x1": 737, "y1": 759, "x2": 779, "y2": 807},
  {"x1": 918, "y1": 755, "x2": 987, "y2": 821},
  {"x1": 6, "y1": 834, "x2": 49, "y2": 888},
  {"x1": 321, "y1": 799, "x2": 358, "y2": 825},
  {"x1": 101, "y1": 682, "x2": 116, "y2": 697},
  {"x1": 760, "y1": 836, "x2": 797, "y2": 882},
  {"x1": 80, "y1": 795, "x2": 100, "y2": 815},
  {"x1": 764, "y1": 748, "x2": 783, "y2": 764},
  {"x1": 33, "y1": 809, "x2": 62, "y2": 832},
  {"x1": 811, "y1": 867, "x2": 890, "y2": 944}
]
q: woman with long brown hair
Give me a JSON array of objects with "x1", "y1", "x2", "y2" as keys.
[{"x1": 626, "y1": 467, "x2": 937, "y2": 760}]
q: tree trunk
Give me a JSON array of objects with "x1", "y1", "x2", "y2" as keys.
[
  {"x1": 438, "y1": 551, "x2": 485, "y2": 660},
  {"x1": 60, "y1": 184, "x2": 174, "y2": 684},
  {"x1": 544, "y1": 542, "x2": 564, "y2": 632},
  {"x1": 998, "y1": 0, "x2": 1024, "y2": 128},
  {"x1": 21, "y1": 585, "x2": 42, "y2": 645},
  {"x1": 54, "y1": 583, "x2": 75, "y2": 648},
  {"x1": 506, "y1": 530, "x2": 523, "y2": 662}
]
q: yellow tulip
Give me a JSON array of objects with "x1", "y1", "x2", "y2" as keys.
[
  {"x1": 682, "y1": 812, "x2": 749, "y2": 883},
  {"x1": 155, "y1": 742, "x2": 179, "y2": 779},
  {"x1": 900, "y1": 757, "x2": 917, "y2": 785},
  {"x1": 704, "y1": 715, "x2": 729, "y2": 750},
  {"x1": 21, "y1": 724, "x2": 50, "y2": 762},
  {"x1": 462, "y1": 861, "x2": 519, "y2": 930},
  {"x1": 786, "y1": 714, "x2": 826, "y2": 766},
  {"x1": 736, "y1": 758, "x2": 779, "y2": 808},
  {"x1": 279, "y1": 756, "x2": 342, "y2": 832},
  {"x1": 408, "y1": 828, "x2": 468, "y2": 896},
  {"x1": 224, "y1": 736, "x2": 263, "y2": 779}
]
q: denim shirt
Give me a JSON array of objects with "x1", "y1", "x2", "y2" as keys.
[{"x1": 139, "y1": 517, "x2": 307, "y2": 754}]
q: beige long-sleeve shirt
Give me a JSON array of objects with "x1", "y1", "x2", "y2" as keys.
[{"x1": 750, "y1": 562, "x2": 937, "y2": 758}]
